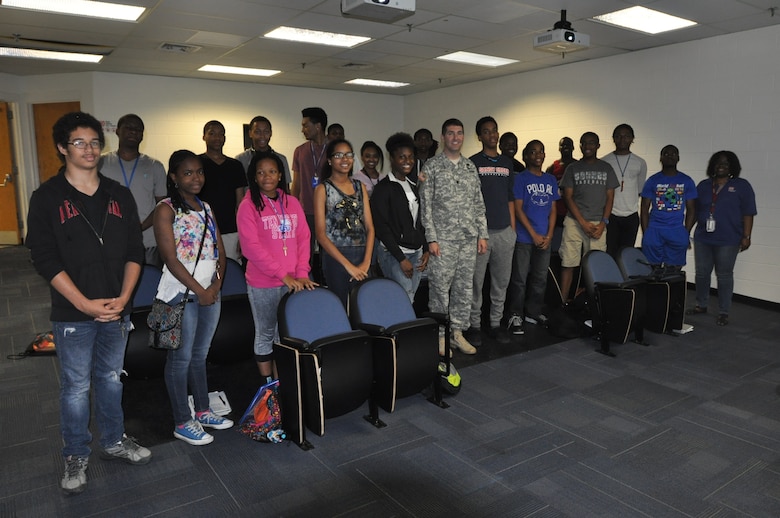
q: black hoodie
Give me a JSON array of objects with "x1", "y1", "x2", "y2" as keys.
[{"x1": 26, "y1": 171, "x2": 144, "y2": 322}]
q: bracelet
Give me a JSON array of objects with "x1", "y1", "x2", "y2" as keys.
[{"x1": 743, "y1": 235, "x2": 751, "y2": 240}]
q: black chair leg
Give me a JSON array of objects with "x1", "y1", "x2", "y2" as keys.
[
  {"x1": 363, "y1": 396, "x2": 386, "y2": 428},
  {"x1": 596, "y1": 332, "x2": 615, "y2": 357},
  {"x1": 427, "y1": 372, "x2": 449, "y2": 409}
]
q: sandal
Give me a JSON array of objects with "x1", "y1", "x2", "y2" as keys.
[
  {"x1": 686, "y1": 305, "x2": 707, "y2": 315},
  {"x1": 716, "y1": 314, "x2": 729, "y2": 326}
]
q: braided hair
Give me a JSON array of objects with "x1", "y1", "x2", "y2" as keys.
[{"x1": 247, "y1": 151, "x2": 289, "y2": 212}]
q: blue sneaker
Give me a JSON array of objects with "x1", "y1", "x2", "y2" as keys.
[
  {"x1": 174, "y1": 420, "x2": 213, "y2": 446},
  {"x1": 196, "y1": 410, "x2": 234, "y2": 430}
]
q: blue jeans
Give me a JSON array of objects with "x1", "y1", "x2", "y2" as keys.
[
  {"x1": 509, "y1": 242, "x2": 552, "y2": 318},
  {"x1": 322, "y1": 245, "x2": 367, "y2": 307},
  {"x1": 693, "y1": 241, "x2": 740, "y2": 315},
  {"x1": 53, "y1": 317, "x2": 132, "y2": 458},
  {"x1": 164, "y1": 293, "x2": 221, "y2": 425},
  {"x1": 377, "y1": 247, "x2": 423, "y2": 304},
  {"x1": 247, "y1": 285, "x2": 288, "y2": 357}
]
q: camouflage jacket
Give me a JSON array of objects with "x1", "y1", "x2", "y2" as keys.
[{"x1": 419, "y1": 153, "x2": 488, "y2": 243}]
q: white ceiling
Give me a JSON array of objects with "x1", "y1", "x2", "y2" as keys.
[{"x1": 0, "y1": 0, "x2": 778, "y2": 95}]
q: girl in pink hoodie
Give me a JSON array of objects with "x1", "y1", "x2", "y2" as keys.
[{"x1": 237, "y1": 152, "x2": 317, "y2": 382}]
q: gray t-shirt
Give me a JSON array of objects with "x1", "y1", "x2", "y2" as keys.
[
  {"x1": 235, "y1": 148, "x2": 292, "y2": 187},
  {"x1": 100, "y1": 152, "x2": 167, "y2": 248},
  {"x1": 560, "y1": 159, "x2": 620, "y2": 221}
]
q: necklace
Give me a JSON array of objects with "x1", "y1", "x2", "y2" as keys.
[{"x1": 262, "y1": 192, "x2": 290, "y2": 256}]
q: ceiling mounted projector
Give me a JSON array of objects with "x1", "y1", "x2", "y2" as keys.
[
  {"x1": 533, "y1": 10, "x2": 590, "y2": 54},
  {"x1": 341, "y1": 0, "x2": 415, "y2": 23}
]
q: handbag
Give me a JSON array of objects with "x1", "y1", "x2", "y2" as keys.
[
  {"x1": 147, "y1": 205, "x2": 210, "y2": 350},
  {"x1": 147, "y1": 297, "x2": 187, "y2": 349}
]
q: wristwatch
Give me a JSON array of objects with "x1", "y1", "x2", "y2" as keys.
[{"x1": 601, "y1": 218, "x2": 609, "y2": 226}]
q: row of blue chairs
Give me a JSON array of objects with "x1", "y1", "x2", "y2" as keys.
[
  {"x1": 274, "y1": 278, "x2": 447, "y2": 450},
  {"x1": 124, "y1": 258, "x2": 254, "y2": 379},
  {"x1": 581, "y1": 247, "x2": 686, "y2": 356}
]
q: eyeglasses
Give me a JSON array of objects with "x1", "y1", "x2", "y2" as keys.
[
  {"x1": 331, "y1": 152, "x2": 355, "y2": 159},
  {"x1": 67, "y1": 139, "x2": 102, "y2": 150}
]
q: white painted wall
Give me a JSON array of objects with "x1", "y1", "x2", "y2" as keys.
[
  {"x1": 2, "y1": 24, "x2": 777, "y2": 303},
  {"x1": 6, "y1": 72, "x2": 404, "y2": 240},
  {"x1": 405, "y1": 25, "x2": 780, "y2": 304}
]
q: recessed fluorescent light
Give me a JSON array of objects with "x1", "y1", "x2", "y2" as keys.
[
  {"x1": 198, "y1": 65, "x2": 281, "y2": 77},
  {"x1": 435, "y1": 51, "x2": 518, "y2": 68},
  {"x1": 345, "y1": 78, "x2": 409, "y2": 88},
  {"x1": 1, "y1": 0, "x2": 145, "y2": 22},
  {"x1": 264, "y1": 26, "x2": 370, "y2": 48},
  {"x1": 593, "y1": 6, "x2": 697, "y2": 34},
  {"x1": 0, "y1": 47, "x2": 103, "y2": 63}
]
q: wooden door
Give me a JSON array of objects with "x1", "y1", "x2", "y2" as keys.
[
  {"x1": 33, "y1": 101, "x2": 81, "y2": 183},
  {"x1": 0, "y1": 102, "x2": 21, "y2": 244}
]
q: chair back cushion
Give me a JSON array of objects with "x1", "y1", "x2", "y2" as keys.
[
  {"x1": 132, "y1": 264, "x2": 162, "y2": 310},
  {"x1": 582, "y1": 250, "x2": 625, "y2": 294},
  {"x1": 221, "y1": 258, "x2": 247, "y2": 297},
  {"x1": 278, "y1": 288, "x2": 353, "y2": 344},
  {"x1": 349, "y1": 278, "x2": 417, "y2": 328},
  {"x1": 618, "y1": 247, "x2": 652, "y2": 279}
]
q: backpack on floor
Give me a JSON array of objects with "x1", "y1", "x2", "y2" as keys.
[
  {"x1": 547, "y1": 293, "x2": 591, "y2": 339},
  {"x1": 238, "y1": 379, "x2": 286, "y2": 443},
  {"x1": 6, "y1": 331, "x2": 56, "y2": 360}
]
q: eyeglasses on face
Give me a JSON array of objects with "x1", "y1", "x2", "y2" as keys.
[
  {"x1": 67, "y1": 139, "x2": 102, "y2": 150},
  {"x1": 331, "y1": 152, "x2": 355, "y2": 159}
]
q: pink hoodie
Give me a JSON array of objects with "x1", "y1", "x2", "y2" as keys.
[{"x1": 237, "y1": 189, "x2": 311, "y2": 288}]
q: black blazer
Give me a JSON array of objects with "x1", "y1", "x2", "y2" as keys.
[{"x1": 370, "y1": 176, "x2": 428, "y2": 263}]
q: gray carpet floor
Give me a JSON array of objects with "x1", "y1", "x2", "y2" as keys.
[{"x1": 2, "y1": 245, "x2": 780, "y2": 517}]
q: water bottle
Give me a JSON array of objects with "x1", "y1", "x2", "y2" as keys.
[{"x1": 267, "y1": 428, "x2": 286, "y2": 443}]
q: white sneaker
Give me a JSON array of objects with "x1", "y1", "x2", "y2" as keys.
[{"x1": 451, "y1": 329, "x2": 477, "y2": 355}]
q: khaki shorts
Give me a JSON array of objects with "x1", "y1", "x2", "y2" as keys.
[{"x1": 559, "y1": 217, "x2": 607, "y2": 267}]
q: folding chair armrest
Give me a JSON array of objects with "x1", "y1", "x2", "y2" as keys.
[
  {"x1": 385, "y1": 318, "x2": 438, "y2": 336},
  {"x1": 423, "y1": 312, "x2": 448, "y2": 325},
  {"x1": 595, "y1": 278, "x2": 645, "y2": 290},
  {"x1": 309, "y1": 330, "x2": 370, "y2": 349},
  {"x1": 353, "y1": 323, "x2": 386, "y2": 335},
  {"x1": 280, "y1": 336, "x2": 311, "y2": 350}
]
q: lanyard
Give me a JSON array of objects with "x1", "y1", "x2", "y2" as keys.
[
  {"x1": 709, "y1": 180, "x2": 727, "y2": 216},
  {"x1": 185, "y1": 197, "x2": 218, "y2": 258},
  {"x1": 310, "y1": 141, "x2": 327, "y2": 176},
  {"x1": 615, "y1": 153, "x2": 631, "y2": 192},
  {"x1": 118, "y1": 155, "x2": 140, "y2": 189}
]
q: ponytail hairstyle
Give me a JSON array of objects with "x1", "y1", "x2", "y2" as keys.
[{"x1": 166, "y1": 149, "x2": 201, "y2": 213}]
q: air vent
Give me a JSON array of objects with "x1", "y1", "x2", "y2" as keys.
[
  {"x1": 339, "y1": 62, "x2": 373, "y2": 70},
  {"x1": 158, "y1": 42, "x2": 201, "y2": 54}
]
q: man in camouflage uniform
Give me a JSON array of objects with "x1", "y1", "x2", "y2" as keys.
[{"x1": 419, "y1": 118, "x2": 488, "y2": 355}]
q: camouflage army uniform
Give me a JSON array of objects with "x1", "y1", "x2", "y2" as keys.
[{"x1": 419, "y1": 152, "x2": 488, "y2": 331}]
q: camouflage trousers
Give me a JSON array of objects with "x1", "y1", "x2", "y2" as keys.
[{"x1": 427, "y1": 238, "x2": 477, "y2": 331}]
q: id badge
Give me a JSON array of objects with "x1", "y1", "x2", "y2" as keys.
[
  {"x1": 706, "y1": 215, "x2": 716, "y2": 233},
  {"x1": 279, "y1": 216, "x2": 291, "y2": 233},
  {"x1": 311, "y1": 176, "x2": 319, "y2": 188}
]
